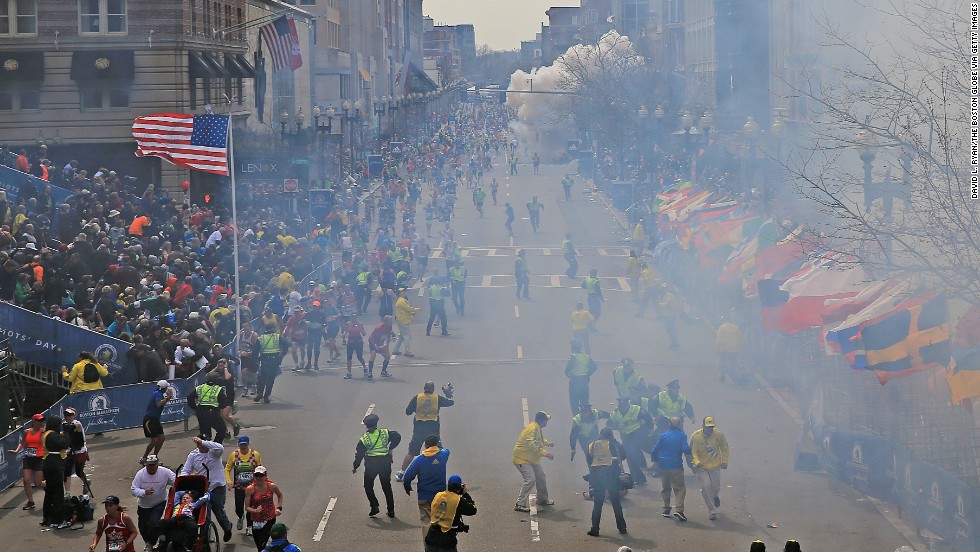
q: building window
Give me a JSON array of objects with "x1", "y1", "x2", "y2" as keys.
[
  {"x1": 79, "y1": 0, "x2": 127, "y2": 34},
  {"x1": 80, "y1": 86, "x2": 130, "y2": 110},
  {"x1": 0, "y1": 86, "x2": 38, "y2": 111},
  {"x1": 0, "y1": 0, "x2": 37, "y2": 35}
]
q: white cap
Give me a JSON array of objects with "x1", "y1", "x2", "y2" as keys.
[{"x1": 157, "y1": 380, "x2": 170, "y2": 389}]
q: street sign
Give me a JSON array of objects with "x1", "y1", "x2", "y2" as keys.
[{"x1": 283, "y1": 178, "x2": 299, "y2": 193}]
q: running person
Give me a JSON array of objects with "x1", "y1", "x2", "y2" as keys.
[
  {"x1": 7, "y1": 413, "x2": 45, "y2": 510},
  {"x1": 244, "y1": 466, "x2": 283, "y2": 551},
  {"x1": 504, "y1": 203, "x2": 515, "y2": 237},
  {"x1": 526, "y1": 197, "x2": 544, "y2": 232},
  {"x1": 304, "y1": 301, "x2": 327, "y2": 370},
  {"x1": 322, "y1": 296, "x2": 342, "y2": 362},
  {"x1": 490, "y1": 179, "x2": 499, "y2": 205},
  {"x1": 397, "y1": 381, "x2": 455, "y2": 479},
  {"x1": 226, "y1": 435, "x2": 262, "y2": 536},
  {"x1": 89, "y1": 496, "x2": 138, "y2": 552},
  {"x1": 344, "y1": 313, "x2": 368, "y2": 379},
  {"x1": 141, "y1": 381, "x2": 174, "y2": 465},
  {"x1": 368, "y1": 315, "x2": 395, "y2": 378}
]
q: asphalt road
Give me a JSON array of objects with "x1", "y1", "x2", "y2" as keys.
[{"x1": 0, "y1": 159, "x2": 912, "y2": 552}]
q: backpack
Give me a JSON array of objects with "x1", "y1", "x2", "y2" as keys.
[{"x1": 82, "y1": 362, "x2": 100, "y2": 383}]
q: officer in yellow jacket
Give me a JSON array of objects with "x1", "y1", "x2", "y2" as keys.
[
  {"x1": 613, "y1": 358, "x2": 647, "y2": 402},
  {"x1": 609, "y1": 397, "x2": 652, "y2": 485},
  {"x1": 564, "y1": 340, "x2": 597, "y2": 414},
  {"x1": 513, "y1": 411, "x2": 555, "y2": 512},
  {"x1": 715, "y1": 315, "x2": 743, "y2": 383},
  {"x1": 689, "y1": 416, "x2": 729, "y2": 520}
]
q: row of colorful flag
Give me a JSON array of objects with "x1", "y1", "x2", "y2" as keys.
[{"x1": 654, "y1": 182, "x2": 980, "y2": 405}]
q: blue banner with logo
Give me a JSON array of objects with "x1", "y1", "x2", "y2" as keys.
[
  {"x1": 0, "y1": 371, "x2": 202, "y2": 493},
  {"x1": 0, "y1": 164, "x2": 74, "y2": 232},
  {"x1": 0, "y1": 302, "x2": 134, "y2": 383},
  {"x1": 309, "y1": 189, "x2": 332, "y2": 222}
]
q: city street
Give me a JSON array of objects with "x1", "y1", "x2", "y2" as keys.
[{"x1": 0, "y1": 160, "x2": 912, "y2": 552}]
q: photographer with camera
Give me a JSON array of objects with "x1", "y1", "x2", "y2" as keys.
[
  {"x1": 424, "y1": 474, "x2": 476, "y2": 552},
  {"x1": 398, "y1": 381, "x2": 455, "y2": 481}
]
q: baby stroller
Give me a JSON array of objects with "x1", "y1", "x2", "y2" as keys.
[{"x1": 158, "y1": 470, "x2": 220, "y2": 552}]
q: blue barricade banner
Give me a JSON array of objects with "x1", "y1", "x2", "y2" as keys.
[
  {"x1": 0, "y1": 302, "x2": 134, "y2": 382},
  {"x1": 910, "y1": 460, "x2": 980, "y2": 552},
  {"x1": 0, "y1": 164, "x2": 74, "y2": 232},
  {"x1": 817, "y1": 427, "x2": 895, "y2": 500},
  {"x1": 309, "y1": 189, "x2": 332, "y2": 222},
  {"x1": 0, "y1": 372, "x2": 202, "y2": 493}
]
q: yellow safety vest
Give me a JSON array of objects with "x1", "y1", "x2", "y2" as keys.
[
  {"x1": 389, "y1": 248, "x2": 403, "y2": 262},
  {"x1": 589, "y1": 439, "x2": 614, "y2": 467},
  {"x1": 561, "y1": 239, "x2": 572, "y2": 254},
  {"x1": 567, "y1": 353, "x2": 591, "y2": 377},
  {"x1": 357, "y1": 271, "x2": 370, "y2": 286},
  {"x1": 572, "y1": 410, "x2": 600, "y2": 438},
  {"x1": 257, "y1": 333, "x2": 281, "y2": 355},
  {"x1": 429, "y1": 284, "x2": 445, "y2": 301},
  {"x1": 610, "y1": 405, "x2": 643, "y2": 435},
  {"x1": 657, "y1": 390, "x2": 688, "y2": 419},
  {"x1": 584, "y1": 277, "x2": 599, "y2": 294},
  {"x1": 360, "y1": 428, "x2": 390, "y2": 457},
  {"x1": 415, "y1": 392, "x2": 440, "y2": 422},
  {"x1": 430, "y1": 490, "x2": 462, "y2": 533},
  {"x1": 41, "y1": 430, "x2": 68, "y2": 460},
  {"x1": 195, "y1": 383, "x2": 221, "y2": 408},
  {"x1": 449, "y1": 266, "x2": 466, "y2": 282},
  {"x1": 613, "y1": 366, "x2": 642, "y2": 398}
]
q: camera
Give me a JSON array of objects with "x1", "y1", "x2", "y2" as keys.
[{"x1": 441, "y1": 383, "x2": 454, "y2": 399}]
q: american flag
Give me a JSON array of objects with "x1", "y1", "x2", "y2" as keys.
[
  {"x1": 132, "y1": 113, "x2": 229, "y2": 176},
  {"x1": 260, "y1": 15, "x2": 303, "y2": 72}
]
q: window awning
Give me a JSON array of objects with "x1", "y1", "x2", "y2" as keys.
[
  {"x1": 70, "y1": 50, "x2": 134, "y2": 81},
  {"x1": 225, "y1": 53, "x2": 255, "y2": 79},
  {"x1": 189, "y1": 51, "x2": 216, "y2": 78},
  {"x1": 202, "y1": 53, "x2": 230, "y2": 78},
  {"x1": 409, "y1": 62, "x2": 437, "y2": 93},
  {"x1": 358, "y1": 69, "x2": 372, "y2": 82},
  {"x1": 0, "y1": 52, "x2": 44, "y2": 85}
]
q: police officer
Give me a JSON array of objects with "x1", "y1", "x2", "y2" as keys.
[
  {"x1": 569, "y1": 403, "x2": 609, "y2": 465},
  {"x1": 448, "y1": 261, "x2": 467, "y2": 316},
  {"x1": 356, "y1": 264, "x2": 374, "y2": 314},
  {"x1": 582, "y1": 269, "x2": 604, "y2": 322},
  {"x1": 398, "y1": 381, "x2": 455, "y2": 479},
  {"x1": 526, "y1": 196, "x2": 543, "y2": 232},
  {"x1": 188, "y1": 371, "x2": 228, "y2": 443},
  {"x1": 613, "y1": 359, "x2": 647, "y2": 402},
  {"x1": 426, "y1": 275, "x2": 451, "y2": 336},
  {"x1": 586, "y1": 427, "x2": 627, "y2": 537},
  {"x1": 514, "y1": 249, "x2": 530, "y2": 300},
  {"x1": 353, "y1": 414, "x2": 402, "y2": 518},
  {"x1": 561, "y1": 233, "x2": 578, "y2": 278},
  {"x1": 564, "y1": 340, "x2": 596, "y2": 415},
  {"x1": 650, "y1": 379, "x2": 695, "y2": 436},
  {"x1": 609, "y1": 397, "x2": 652, "y2": 486},
  {"x1": 254, "y1": 324, "x2": 289, "y2": 404}
]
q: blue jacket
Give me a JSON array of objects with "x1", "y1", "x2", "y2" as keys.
[
  {"x1": 262, "y1": 537, "x2": 301, "y2": 552},
  {"x1": 403, "y1": 446, "x2": 450, "y2": 501},
  {"x1": 651, "y1": 428, "x2": 691, "y2": 470}
]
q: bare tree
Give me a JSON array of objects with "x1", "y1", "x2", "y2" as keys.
[{"x1": 790, "y1": 0, "x2": 978, "y2": 301}]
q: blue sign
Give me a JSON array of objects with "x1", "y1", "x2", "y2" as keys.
[
  {"x1": 0, "y1": 302, "x2": 134, "y2": 383},
  {"x1": 309, "y1": 189, "x2": 332, "y2": 221},
  {"x1": 0, "y1": 164, "x2": 74, "y2": 232},
  {"x1": 368, "y1": 155, "x2": 383, "y2": 178}
]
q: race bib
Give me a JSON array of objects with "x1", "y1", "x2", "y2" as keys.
[
  {"x1": 24, "y1": 447, "x2": 37, "y2": 456},
  {"x1": 252, "y1": 520, "x2": 268, "y2": 530},
  {"x1": 238, "y1": 472, "x2": 253, "y2": 484},
  {"x1": 107, "y1": 537, "x2": 125, "y2": 551}
]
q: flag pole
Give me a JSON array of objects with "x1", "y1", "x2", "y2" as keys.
[{"x1": 225, "y1": 96, "x2": 243, "y2": 357}]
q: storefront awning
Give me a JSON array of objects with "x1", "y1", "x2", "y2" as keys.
[
  {"x1": 358, "y1": 69, "x2": 372, "y2": 82},
  {"x1": 0, "y1": 52, "x2": 44, "y2": 85},
  {"x1": 409, "y1": 62, "x2": 437, "y2": 93},
  {"x1": 203, "y1": 52, "x2": 229, "y2": 78},
  {"x1": 70, "y1": 50, "x2": 134, "y2": 81},
  {"x1": 189, "y1": 51, "x2": 215, "y2": 78},
  {"x1": 225, "y1": 53, "x2": 255, "y2": 78}
]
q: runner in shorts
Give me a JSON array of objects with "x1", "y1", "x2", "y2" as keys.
[
  {"x1": 7, "y1": 414, "x2": 45, "y2": 509},
  {"x1": 322, "y1": 296, "x2": 342, "y2": 362},
  {"x1": 368, "y1": 315, "x2": 394, "y2": 378},
  {"x1": 141, "y1": 380, "x2": 174, "y2": 465}
]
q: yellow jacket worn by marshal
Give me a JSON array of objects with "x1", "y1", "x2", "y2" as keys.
[
  {"x1": 588, "y1": 438, "x2": 615, "y2": 467},
  {"x1": 690, "y1": 427, "x2": 729, "y2": 470},
  {"x1": 406, "y1": 391, "x2": 455, "y2": 422},
  {"x1": 513, "y1": 421, "x2": 551, "y2": 464},
  {"x1": 715, "y1": 322, "x2": 743, "y2": 353},
  {"x1": 395, "y1": 296, "x2": 421, "y2": 325}
]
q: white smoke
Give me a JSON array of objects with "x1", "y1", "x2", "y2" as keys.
[{"x1": 506, "y1": 31, "x2": 644, "y2": 162}]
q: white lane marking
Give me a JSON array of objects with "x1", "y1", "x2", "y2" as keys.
[
  {"x1": 521, "y1": 397, "x2": 529, "y2": 425},
  {"x1": 517, "y1": 345, "x2": 524, "y2": 359},
  {"x1": 542, "y1": 248, "x2": 552, "y2": 255},
  {"x1": 460, "y1": 249, "x2": 469, "y2": 257},
  {"x1": 363, "y1": 404, "x2": 375, "y2": 418},
  {"x1": 488, "y1": 248, "x2": 496, "y2": 256},
  {"x1": 509, "y1": 236, "x2": 514, "y2": 247},
  {"x1": 550, "y1": 275, "x2": 561, "y2": 288},
  {"x1": 418, "y1": 286, "x2": 425, "y2": 297},
  {"x1": 616, "y1": 277, "x2": 631, "y2": 292},
  {"x1": 598, "y1": 248, "x2": 608, "y2": 256},
  {"x1": 312, "y1": 496, "x2": 338, "y2": 541},
  {"x1": 482, "y1": 275, "x2": 492, "y2": 287},
  {"x1": 514, "y1": 305, "x2": 520, "y2": 318}
]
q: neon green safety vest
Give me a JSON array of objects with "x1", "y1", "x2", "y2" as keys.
[
  {"x1": 429, "y1": 284, "x2": 445, "y2": 301},
  {"x1": 195, "y1": 383, "x2": 221, "y2": 408},
  {"x1": 361, "y1": 428, "x2": 390, "y2": 457},
  {"x1": 584, "y1": 277, "x2": 599, "y2": 294},
  {"x1": 610, "y1": 404, "x2": 643, "y2": 435},
  {"x1": 389, "y1": 248, "x2": 403, "y2": 262},
  {"x1": 568, "y1": 353, "x2": 591, "y2": 377},
  {"x1": 449, "y1": 266, "x2": 466, "y2": 282},
  {"x1": 561, "y1": 239, "x2": 572, "y2": 254},
  {"x1": 573, "y1": 410, "x2": 601, "y2": 438},
  {"x1": 657, "y1": 390, "x2": 688, "y2": 419},
  {"x1": 357, "y1": 271, "x2": 370, "y2": 286},
  {"x1": 257, "y1": 333, "x2": 281, "y2": 355},
  {"x1": 613, "y1": 366, "x2": 642, "y2": 398}
]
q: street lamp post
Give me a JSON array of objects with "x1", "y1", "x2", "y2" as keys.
[
  {"x1": 342, "y1": 100, "x2": 363, "y2": 177},
  {"x1": 742, "y1": 116, "x2": 761, "y2": 202},
  {"x1": 279, "y1": 109, "x2": 289, "y2": 143},
  {"x1": 312, "y1": 104, "x2": 336, "y2": 187},
  {"x1": 374, "y1": 96, "x2": 387, "y2": 148},
  {"x1": 856, "y1": 128, "x2": 878, "y2": 212}
]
